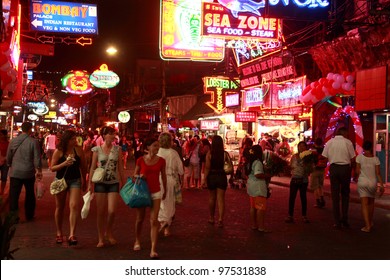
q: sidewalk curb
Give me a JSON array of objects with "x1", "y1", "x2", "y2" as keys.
[{"x1": 270, "y1": 179, "x2": 390, "y2": 211}]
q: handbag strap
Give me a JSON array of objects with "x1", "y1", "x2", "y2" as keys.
[
  {"x1": 99, "y1": 145, "x2": 110, "y2": 174},
  {"x1": 10, "y1": 134, "x2": 29, "y2": 164},
  {"x1": 59, "y1": 166, "x2": 69, "y2": 179}
]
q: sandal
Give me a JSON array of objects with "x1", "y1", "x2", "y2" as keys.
[
  {"x1": 105, "y1": 237, "x2": 117, "y2": 245},
  {"x1": 361, "y1": 227, "x2": 371, "y2": 233},
  {"x1": 133, "y1": 243, "x2": 141, "y2": 251},
  {"x1": 96, "y1": 242, "x2": 105, "y2": 248},
  {"x1": 56, "y1": 235, "x2": 63, "y2": 244},
  {"x1": 217, "y1": 220, "x2": 223, "y2": 228},
  {"x1": 68, "y1": 236, "x2": 78, "y2": 246},
  {"x1": 150, "y1": 252, "x2": 159, "y2": 259},
  {"x1": 208, "y1": 219, "x2": 215, "y2": 225}
]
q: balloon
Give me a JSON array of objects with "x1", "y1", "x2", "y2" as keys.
[
  {"x1": 326, "y1": 73, "x2": 334, "y2": 80},
  {"x1": 332, "y1": 82, "x2": 341, "y2": 89},
  {"x1": 319, "y1": 78, "x2": 327, "y2": 85},
  {"x1": 302, "y1": 86, "x2": 311, "y2": 96},
  {"x1": 342, "y1": 83, "x2": 352, "y2": 92},
  {"x1": 310, "y1": 82, "x2": 316, "y2": 89},
  {"x1": 336, "y1": 75, "x2": 344, "y2": 84},
  {"x1": 346, "y1": 75, "x2": 354, "y2": 83}
]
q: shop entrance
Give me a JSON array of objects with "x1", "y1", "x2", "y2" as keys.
[{"x1": 374, "y1": 113, "x2": 390, "y2": 184}]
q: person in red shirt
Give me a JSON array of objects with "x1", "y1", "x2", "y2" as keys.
[{"x1": 133, "y1": 138, "x2": 167, "y2": 259}]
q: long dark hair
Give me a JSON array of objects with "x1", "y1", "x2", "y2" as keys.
[
  {"x1": 247, "y1": 145, "x2": 263, "y2": 174},
  {"x1": 210, "y1": 135, "x2": 224, "y2": 168},
  {"x1": 58, "y1": 129, "x2": 76, "y2": 152},
  {"x1": 143, "y1": 137, "x2": 158, "y2": 154}
]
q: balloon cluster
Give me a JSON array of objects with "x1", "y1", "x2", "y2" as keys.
[
  {"x1": 300, "y1": 72, "x2": 355, "y2": 105},
  {"x1": 0, "y1": 47, "x2": 18, "y2": 99}
]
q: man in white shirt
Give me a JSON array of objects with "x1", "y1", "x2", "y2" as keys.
[{"x1": 322, "y1": 127, "x2": 356, "y2": 229}]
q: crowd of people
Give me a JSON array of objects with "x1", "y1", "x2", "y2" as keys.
[{"x1": 0, "y1": 122, "x2": 386, "y2": 259}]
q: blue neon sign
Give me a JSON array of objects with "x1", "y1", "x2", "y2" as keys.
[{"x1": 30, "y1": 0, "x2": 98, "y2": 35}]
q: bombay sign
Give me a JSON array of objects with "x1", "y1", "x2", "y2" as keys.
[{"x1": 30, "y1": 0, "x2": 98, "y2": 35}]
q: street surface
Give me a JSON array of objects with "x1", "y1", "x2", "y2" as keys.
[{"x1": 4, "y1": 161, "x2": 390, "y2": 260}]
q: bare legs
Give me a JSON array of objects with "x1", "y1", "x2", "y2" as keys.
[
  {"x1": 54, "y1": 188, "x2": 80, "y2": 240},
  {"x1": 96, "y1": 192, "x2": 118, "y2": 247},
  {"x1": 208, "y1": 188, "x2": 226, "y2": 226},
  {"x1": 360, "y1": 197, "x2": 375, "y2": 232},
  {"x1": 134, "y1": 199, "x2": 161, "y2": 258}
]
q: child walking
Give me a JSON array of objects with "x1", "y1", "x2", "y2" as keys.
[{"x1": 246, "y1": 145, "x2": 271, "y2": 232}]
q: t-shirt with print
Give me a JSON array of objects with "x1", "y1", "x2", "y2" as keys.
[{"x1": 91, "y1": 145, "x2": 120, "y2": 184}]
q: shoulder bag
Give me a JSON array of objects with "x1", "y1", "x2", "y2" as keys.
[
  {"x1": 224, "y1": 151, "x2": 234, "y2": 175},
  {"x1": 91, "y1": 146, "x2": 108, "y2": 183},
  {"x1": 50, "y1": 166, "x2": 69, "y2": 195}
]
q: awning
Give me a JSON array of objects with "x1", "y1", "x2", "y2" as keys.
[{"x1": 181, "y1": 95, "x2": 216, "y2": 120}]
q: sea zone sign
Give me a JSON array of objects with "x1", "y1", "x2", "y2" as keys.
[
  {"x1": 201, "y1": 2, "x2": 280, "y2": 41},
  {"x1": 30, "y1": 0, "x2": 98, "y2": 35}
]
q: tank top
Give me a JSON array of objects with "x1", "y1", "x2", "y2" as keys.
[{"x1": 56, "y1": 149, "x2": 81, "y2": 180}]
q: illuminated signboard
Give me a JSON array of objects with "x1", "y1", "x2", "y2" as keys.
[
  {"x1": 201, "y1": 2, "x2": 281, "y2": 41},
  {"x1": 230, "y1": 40, "x2": 283, "y2": 67},
  {"x1": 235, "y1": 111, "x2": 257, "y2": 122},
  {"x1": 225, "y1": 93, "x2": 239, "y2": 107},
  {"x1": 30, "y1": 0, "x2": 98, "y2": 35},
  {"x1": 118, "y1": 111, "x2": 131, "y2": 123},
  {"x1": 27, "y1": 114, "x2": 39, "y2": 121},
  {"x1": 241, "y1": 87, "x2": 267, "y2": 111},
  {"x1": 200, "y1": 120, "x2": 219, "y2": 130},
  {"x1": 61, "y1": 70, "x2": 93, "y2": 94},
  {"x1": 266, "y1": 0, "x2": 331, "y2": 21},
  {"x1": 27, "y1": 101, "x2": 49, "y2": 115},
  {"x1": 203, "y1": 76, "x2": 240, "y2": 114},
  {"x1": 239, "y1": 50, "x2": 296, "y2": 88},
  {"x1": 89, "y1": 64, "x2": 120, "y2": 89},
  {"x1": 160, "y1": 0, "x2": 225, "y2": 61}
]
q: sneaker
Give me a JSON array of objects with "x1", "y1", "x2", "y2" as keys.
[{"x1": 285, "y1": 216, "x2": 294, "y2": 223}]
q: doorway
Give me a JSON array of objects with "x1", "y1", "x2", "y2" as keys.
[{"x1": 374, "y1": 113, "x2": 390, "y2": 184}]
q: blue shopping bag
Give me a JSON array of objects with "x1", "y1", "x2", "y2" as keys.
[{"x1": 120, "y1": 177, "x2": 152, "y2": 208}]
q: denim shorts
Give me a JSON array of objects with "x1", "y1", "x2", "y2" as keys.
[
  {"x1": 66, "y1": 178, "x2": 82, "y2": 189},
  {"x1": 94, "y1": 182, "x2": 119, "y2": 193}
]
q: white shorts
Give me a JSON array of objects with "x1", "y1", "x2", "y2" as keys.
[{"x1": 151, "y1": 191, "x2": 162, "y2": 200}]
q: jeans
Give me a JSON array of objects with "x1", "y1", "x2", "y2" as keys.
[
  {"x1": 288, "y1": 178, "x2": 308, "y2": 217},
  {"x1": 9, "y1": 177, "x2": 36, "y2": 220},
  {"x1": 329, "y1": 164, "x2": 351, "y2": 224}
]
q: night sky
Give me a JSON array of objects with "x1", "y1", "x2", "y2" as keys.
[{"x1": 32, "y1": 0, "x2": 160, "y2": 73}]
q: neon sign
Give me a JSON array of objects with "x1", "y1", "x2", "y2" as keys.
[
  {"x1": 241, "y1": 85, "x2": 270, "y2": 111},
  {"x1": 89, "y1": 64, "x2": 120, "y2": 89},
  {"x1": 30, "y1": 0, "x2": 98, "y2": 35},
  {"x1": 203, "y1": 76, "x2": 240, "y2": 114},
  {"x1": 235, "y1": 111, "x2": 257, "y2": 122},
  {"x1": 202, "y1": 2, "x2": 280, "y2": 41},
  {"x1": 118, "y1": 111, "x2": 131, "y2": 123},
  {"x1": 160, "y1": 0, "x2": 225, "y2": 61},
  {"x1": 200, "y1": 120, "x2": 219, "y2": 130},
  {"x1": 61, "y1": 70, "x2": 93, "y2": 94},
  {"x1": 226, "y1": 93, "x2": 240, "y2": 107}
]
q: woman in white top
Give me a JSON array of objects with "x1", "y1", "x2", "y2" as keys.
[
  {"x1": 157, "y1": 132, "x2": 184, "y2": 236},
  {"x1": 89, "y1": 126, "x2": 125, "y2": 247},
  {"x1": 356, "y1": 140, "x2": 385, "y2": 233}
]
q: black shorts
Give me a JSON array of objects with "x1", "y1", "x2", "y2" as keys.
[{"x1": 207, "y1": 171, "x2": 227, "y2": 190}]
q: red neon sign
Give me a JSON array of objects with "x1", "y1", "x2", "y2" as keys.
[
  {"x1": 201, "y1": 2, "x2": 280, "y2": 41},
  {"x1": 235, "y1": 111, "x2": 257, "y2": 122},
  {"x1": 200, "y1": 120, "x2": 219, "y2": 130}
]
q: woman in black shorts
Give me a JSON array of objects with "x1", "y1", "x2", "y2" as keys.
[{"x1": 204, "y1": 135, "x2": 228, "y2": 227}]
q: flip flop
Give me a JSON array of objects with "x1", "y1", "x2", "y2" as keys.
[{"x1": 133, "y1": 244, "x2": 141, "y2": 251}]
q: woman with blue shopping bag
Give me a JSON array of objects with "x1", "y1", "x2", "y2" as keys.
[{"x1": 133, "y1": 138, "x2": 167, "y2": 259}]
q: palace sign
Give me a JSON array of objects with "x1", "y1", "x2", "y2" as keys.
[
  {"x1": 201, "y1": 2, "x2": 281, "y2": 41},
  {"x1": 30, "y1": 0, "x2": 98, "y2": 35}
]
